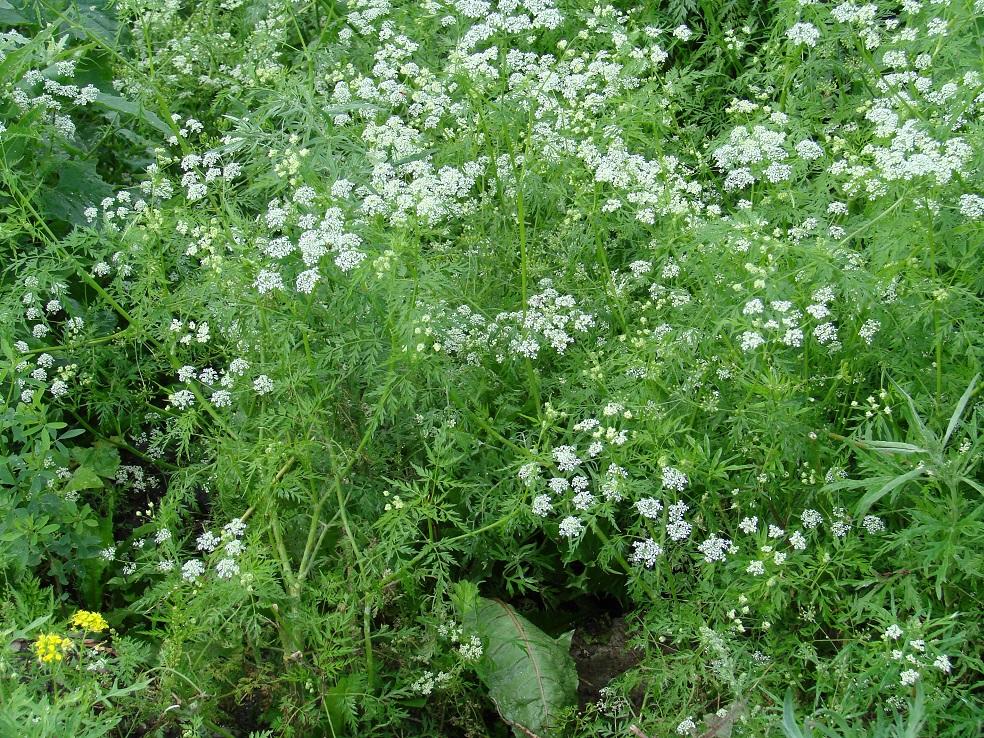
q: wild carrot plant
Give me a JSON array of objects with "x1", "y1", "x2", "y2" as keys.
[{"x1": 1, "y1": 0, "x2": 983, "y2": 735}]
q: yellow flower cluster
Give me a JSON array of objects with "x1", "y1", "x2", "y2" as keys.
[
  {"x1": 34, "y1": 633, "x2": 72, "y2": 664},
  {"x1": 71, "y1": 610, "x2": 109, "y2": 632}
]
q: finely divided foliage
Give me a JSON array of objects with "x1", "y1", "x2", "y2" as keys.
[{"x1": 1, "y1": 0, "x2": 984, "y2": 735}]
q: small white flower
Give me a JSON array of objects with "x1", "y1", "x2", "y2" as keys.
[
  {"x1": 224, "y1": 519, "x2": 247, "y2": 538},
  {"x1": 211, "y1": 390, "x2": 231, "y2": 407},
  {"x1": 697, "y1": 534, "x2": 731, "y2": 563},
  {"x1": 458, "y1": 635, "x2": 484, "y2": 661},
  {"x1": 253, "y1": 375, "x2": 274, "y2": 395},
  {"x1": 558, "y1": 516, "x2": 584, "y2": 538},
  {"x1": 661, "y1": 466, "x2": 688, "y2": 491},
  {"x1": 215, "y1": 558, "x2": 240, "y2": 579},
  {"x1": 181, "y1": 559, "x2": 205, "y2": 583},
  {"x1": 672, "y1": 25, "x2": 693, "y2": 41},
  {"x1": 801, "y1": 509, "x2": 823, "y2": 529},
  {"x1": 572, "y1": 490, "x2": 595, "y2": 510},
  {"x1": 636, "y1": 498, "x2": 663, "y2": 519},
  {"x1": 862, "y1": 515, "x2": 886, "y2": 533},
  {"x1": 630, "y1": 538, "x2": 663, "y2": 568},
  {"x1": 787, "y1": 22, "x2": 820, "y2": 47},
  {"x1": 900, "y1": 669, "x2": 920, "y2": 686},
  {"x1": 531, "y1": 494, "x2": 553, "y2": 517},
  {"x1": 196, "y1": 531, "x2": 221, "y2": 552},
  {"x1": 255, "y1": 269, "x2": 284, "y2": 294},
  {"x1": 666, "y1": 518, "x2": 692, "y2": 542},
  {"x1": 958, "y1": 194, "x2": 984, "y2": 219},
  {"x1": 677, "y1": 717, "x2": 696, "y2": 735},
  {"x1": 168, "y1": 389, "x2": 196, "y2": 409},
  {"x1": 553, "y1": 445, "x2": 582, "y2": 472},
  {"x1": 795, "y1": 139, "x2": 823, "y2": 161}
]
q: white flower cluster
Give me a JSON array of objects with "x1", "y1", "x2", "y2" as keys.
[
  {"x1": 518, "y1": 462, "x2": 540, "y2": 487},
  {"x1": 697, "y1": 534, "x2": 731, "y2": 563},
  {"x1": 661, "y1": 466, "x2": 688, "y2": 491},
  {"x1": 169, "y1": 319, "x2": 211, "y2": 345},
  {"x1": 629, "y1": 538, "x2": 663, "y2": 568},
  {"x1": 531, "y1": 494, "x2": 553, "y2": 517},
  {"x1": 170, "y1": 519, "x2": 247, "y2": 583},
  {"x1": 738, "y1": 290, "x2": 844, "y2": 353},
  {"x1": 415, "y1": 288, "x2": 595, "y2": 362},
  {"x1": 256, "y1": 203, "x2": 368, "y2": 297},
  {"x1": 713, "y1": 124, "x2": 793, "y2": 191},
  {"x1": 178, "y1": 147, "x2": 241, "y2": 202},
  {"x1": 601, "y1": 464, "x2": 627, "y2": 502},
  {"x1": 666, "y1": 500, "x2": 692, "y2": 542},
  {"x1": 786, "y1": 22, "x2": 821, "y2": 47},
  {"x1": 553, "y1": 445, "x2": 582, "y2": 472},
  {"x1": 558, "y1": 515, "x2": 584, "y2": 538},
  {"x1": 959, "y1": 194, "x2": 984, "y2": 219},
  {"x1": 576, "y1": 137, "x2": 704, "y2": 224},
  {"x1": 635, "y1": 497, "x2": 663, "y2": 519},
  {"x1": 411, "y1": 670, "x2": 453, "y2": 695}
]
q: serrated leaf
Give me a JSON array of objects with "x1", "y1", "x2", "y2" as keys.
[{"x1": 464, "y1": 597, "x2": 577, "y2": 737}]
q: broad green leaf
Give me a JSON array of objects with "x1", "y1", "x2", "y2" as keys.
[
  {"x1": 72, "y1": 444, "x2": 120, "y2": 479},
  {"x1": 943, "y1": 373, "x2": 980, "y2": 449},
  {"x1": 464, "y1": 597, "x2": 577, "y2": 737},
  {"x1": 0, "y1": 0, "x2": 28, "y2": 24},
  {"x1": 38, "y1": 160, "x2": 114, "y2": 226},
  {"x1": 65, "y1": 2, "x2": 119, "y2": 45},
  {"x1": 322, "y1": 673, "x2": 363, "y2": 736},
  {"x1": 780, "y1": 689, "x2": 810, "y2": 738},
  {"x1": 63, "y1": 466, "x2": 104, "y2": 495},
  {"x1": 859, "y1": 440, "x2": 928, "y2": 455},
  {"x1": 854, "y1": 466, "x2": 927, "y2": 520},
  {"x1": 92, "y1": 92, "x2": 174, "y2": 137}
]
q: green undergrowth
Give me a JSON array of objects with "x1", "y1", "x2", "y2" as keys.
[{"x1": 2, "y1": 0, "x2": 984, "y2": 735}]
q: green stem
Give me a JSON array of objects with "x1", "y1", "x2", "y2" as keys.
[
  {"x1": 837, "y1": 196, "x2": 906, "y2": 247},
  {"x1": 66, "y1": 409, "x2": 180, "y2": 471},
  {"x1": 590, "y1": 522, "x2": 658, "y2": 600},
  {"x1": 378, "y1": 511, "x2": 518, "y2": 589}
]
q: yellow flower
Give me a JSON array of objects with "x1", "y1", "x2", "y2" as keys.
[
  {"x1": 71, "y1": 610, "x2": 109, "y2": 633},
  {"x1": 34, "y1": 633, "x2": 72, "y2": 664}
]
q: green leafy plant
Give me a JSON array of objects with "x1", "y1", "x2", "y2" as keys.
[{"x1": 458, "y1": 583, "x2": 578, "y2": 737}]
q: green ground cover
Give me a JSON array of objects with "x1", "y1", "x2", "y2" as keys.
[{"x1": 2, "y1": 0, "x2": 984, "y2": 735}]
